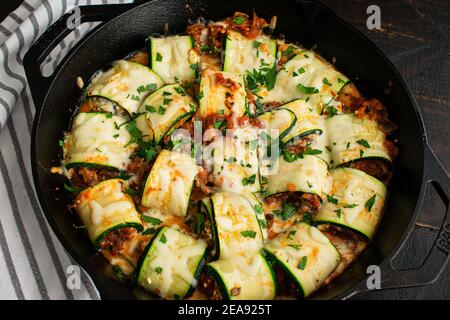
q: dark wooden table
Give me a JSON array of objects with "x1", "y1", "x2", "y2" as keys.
[{"x1": 1, "y1": 0, "x2": 448, "y2": 299}]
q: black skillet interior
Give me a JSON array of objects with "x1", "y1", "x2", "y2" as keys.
[{"x1": 27, "y1": 0, "x2": 430, "y2": 299}]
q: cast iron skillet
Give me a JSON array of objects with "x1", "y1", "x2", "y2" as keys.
[{"x1": 24, "y1": 0, "x2": 449, "y2": 299}]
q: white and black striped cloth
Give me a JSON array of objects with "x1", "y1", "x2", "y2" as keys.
[{"x1": 0, "y1": 0, "x2": 134, "y2": 300}]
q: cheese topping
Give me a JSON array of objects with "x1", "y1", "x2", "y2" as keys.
[
  {"x1": 314, "y1": 167, "x2": 387, "y2": 239},
  {"x1": 264, "y1": 223, "x2": 340, "y2": 297},
  {"x1": 141, "y1": 150, "x2": 198, "y2": 217},
  {"x1": 223, "y1": 30, "x2": 277, "y2": 75},
  {"x1": 136, "y1": 84, "x2": 196, "y2": 143},
  {"x1": 86, "y1": 60, "x2": 164, "y2": 114},
  {"x1": 76, "y1": 179, "x2": 142, "y2": 244},
  {"x1": 64, "y1": 112, "x2": 137, "y2": 172},
  {"x1": 137, "y1": 227, "x2": 207, "y2": 299},
  {"x1": 150, "y1": 35, "x2": 196, "y2": 83}
]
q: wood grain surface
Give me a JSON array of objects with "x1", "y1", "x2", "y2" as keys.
[{"x1": 0, "y1": 0, "x2": 448, "y2": 300}]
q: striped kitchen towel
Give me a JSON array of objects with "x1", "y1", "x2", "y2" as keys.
[{"x1": 0, "y1": 0, "x2": 134, "y2": 300}]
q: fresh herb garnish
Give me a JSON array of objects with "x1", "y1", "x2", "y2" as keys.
[
  {"x1": 156, "y1": 52, "x2": 163, "y2": 62},
  {"x1": 233, "y1": 16, "x2": 245, "y2": 25},
  {"x1": 253, "y1": 40, "x2": 262, "y2": 48},
  {"x1": 142, "y1": 215, "x2": 163, "y2": 225},
  {"x1": 242, "y1": 174, "x2": 256, "y2": 186},
  {"x1": 159, "y1": 233, "x2": 167, "y2": 244},
  {"x1": 154, "y1": 266, "x2": 163, "y2": 274},
  {"x1": 145, "y1": 105, "x2": 156, "y2": 113},
  {"x1": 322, "y1": 77, "x2": 332, "y2": 86},
  {"x1": 297, "y1": 83, "x2": 319, "y2": 94},
  {"x1": 327, "y1": 105, "x2": 338, "y2": 117},
  {"x1": 335, "y1": 208, "x2": 342, "y2": 218},
  {"x1": 282, "y1": 46, "x2": 295, "y2": 56},
  {"x1": 326, "y1": 194, "x2": 339, "y2": 205},
  {"x1": 297, "y1": 256, "x2": 308, "y2": 270},
  {"x1": 365, "y1": 195, "x2": 376, "y2": 212},
  {"x1": 356, "y1": 139, "x2": 371, "y2": 148},
  {"x1": 241, "y1": 230, "x2": 257, "y2": 238}
]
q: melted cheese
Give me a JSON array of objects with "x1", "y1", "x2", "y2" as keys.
[
  {"x1": 199, "y1": 69, "x2": 246, "y2": 118},
  {"x1": 256, "y1": 107, "x2": 296, "y2": 141},
  {"x1": 206, "y1": 135, "x2": 261, "y2": 196},
  {"x1": 135, "y1": 84, "x2": 196, "y2": 143},
  {"x1": 76, "y1": 179, "x2": 142, "y2": 244},
  {"x1": 150, "y1": 35, "x2": 196, "y2": 83},
  {"x1": 314, "y1": 167, "x2": 387, "y2": 239},
  {"x1": 64, "y1": 112, "x2": 137, "y2": 171},
  {"x1": 137, "y1": 227, "x2": 207, "y2": 299},
  {"x1": 260, "y1": 51, "x2": 348, "y2": 112},
  {"x1": 265, "y1": 154, "x2": 331, "y2": 198},
  {"x1": 279, "y1": 99, "x2": 323, "y2": 143},
  {"x1": 223, "y1": 30, "x2": 277, "y2": 74},
  {"x1": 86, "y1": 60, "x2": 164, "y2": 114},
  {"x1": 264, "y1": 223, "x2": 341, "y2": 297},
  {"x1": 207, "y1": 253, "x2": 276, "y2": 300},
  {"x1": 141, "y1": 150, "x2": 198, "y2": 217},
  {"x1": 211, "y1": 192, "x2": 263, "y2": 258},
  {"x1": 325, "y1": 113, "x2": 391, "y2": 166}
]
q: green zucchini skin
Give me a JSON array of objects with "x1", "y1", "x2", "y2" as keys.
[{"x1": 94, "y1": 222, "x2": 144, "y2": 249}]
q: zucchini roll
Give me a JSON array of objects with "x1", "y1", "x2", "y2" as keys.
[
  {"x1": 75, "y1": 179, "x2": 143, "y2": 247},
  {"x1": 137, "y1": 227, "x2": 208, "y2": 299},
  {"x1": 63, "y1": 112, "x2": 137, "y2": 172},
  {"x1": 325, "y1": 113, "x2": 392, "y2": 167},
  {"x1": 141, "y1": 150, "x2": 198, "y2": 217},
  {"x1": 86, "y1": 60, "x2": 164, "y2": 114},
  {"x1": 135, "y1": 84, "x2": 196, "y2": 144},
  {"x1": 205, "y1": 253, "x2": 276, "y2": 300},
  {"x1": 149, "y1": 35, "x2": 197, "y2": 83},
  {"x1": 199, "y1": 69, "x2": 247, "y2": 118},
  {"x1": 261, "y1": 51, "x2": 349, "y2": 111},
  {"x1": 314, "y1": 167, "x2": 387, "y2": 240},
  {"x1": 265, "y1": 154, "x2": 330, "y2": 199},
  {"x1": 263, "y1": 223, "x2": 341, "y2": 298},
  {"x1": 201, "y1": 192, "x2": 264, "y2": 259},
  {"x1": 223, "y1": 30, "x2": 277, "y2": 75}
]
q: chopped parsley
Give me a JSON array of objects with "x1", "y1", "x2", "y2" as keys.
[
  {"x1": 356, "y1": 139, "x2": 371, "y2": 148},
  {"x1": 282, "y1": 46, "x2": 295, "y2": 56},
  {"x1": 154, "y1": 266, "x2": 163, "y2": 274},
  {"x1": 335, "y1": 208, "x2": 342, "y2": 218},
  {"x1": 327, "y1": 105, "x2": 339, "y2": 117},
  {"x1": 288, "y1": 243, "x2": 301, "y2": 251},
  {"x1": 253, "y1": 40, "x2": 262, "y2": 48},
  {"x1": 145, "y1": 105, "x2": 156, "y2": 113},
  {"x1": 326, "y1": 194, "x2": 339, "y2": 205},
  {"x1": 130, "y1": 94, "x2": 140, "y2": 101},
  {"x1": 213, "y1": 120, "x2": 226, "y2": 129},
  {"x1": 297, "y1": 256, "x2": 308, "y2": 270},
  {"x1": 241, "y1": 230, "x2": 257, "y2": 238},
  {"x1": 297, "y1": 83, "x2": 319, "y2": 94},
  {"x1": 137, "y1": 83, "x2": 157, "y2": 94},
  {"x1": 233, "y1": 16, "x2": 245, "y2": 25},
  {"x1": 142, "y1": 215, "x2": 163, "y2": 225},
  {"x1": 158, "y1": 106, "x2": 166, "y2": 115},
  {"x1": 159, "y1": 233, "x2": 167, "y2": 244},
  {"x1": 322, "y1": 77, "x2": 332, "y2": 86},
  {"x1": 242, "y1": 174, "x2": 256, "y2": 186},
  {"x1": 365, "y1": 195, "x2": 376, "y2": 212},
  {"x1": 155, "y1": 52, "x2": 163, "y2": 62}
]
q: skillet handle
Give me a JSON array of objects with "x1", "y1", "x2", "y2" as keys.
[
  {"x1": 23, "y1": 3, "x2": 137, "y2": 110},
  {"x1": 346, "y1": 143, "x2": 449, "y2": 298}
]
